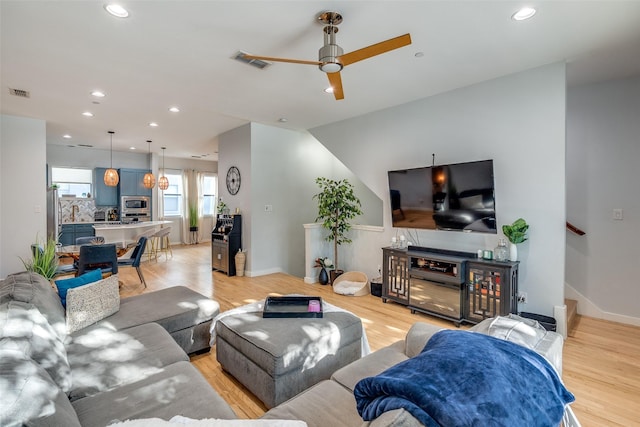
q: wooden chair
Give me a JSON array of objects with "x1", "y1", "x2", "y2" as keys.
[
  {"x1": 117, "y1": 236, "x2": 148, "y2": 288},
  {"x1": 77, "y1": 243, "x2": 118, "y2": 277}
]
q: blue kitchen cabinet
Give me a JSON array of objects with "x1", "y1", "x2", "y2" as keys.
[
  {"x1": 94, "y1": 168, "x2": 118, "y2": 206},
  {"x1": 119, "y1": 168, "x2": 152, "y2": 197}
]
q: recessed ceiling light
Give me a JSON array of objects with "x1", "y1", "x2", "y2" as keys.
[
  {"x1": 149, "y1": 122, "x2": 159, "y2": 127},
  {"x1": 104, "y1": 4, "x2": 129, "y2": 18},
  {"x1": 324, "y1": 87, "x2": 334, "y2": 93},
  {"x1": 82, "y1": 111, "x2": 94, "y2": 117},
  {"x1": 129, "y1": 147, "x2": 136, "y2": 150},
  {"x1": 512, "y1": 7, "x2": 536, "y2": 21},
  {"x1": 414, "y1": 52, "x2": 424, "y2": 58},
  {"x1": 278, "y1": 118, "x2": 288, "y2": 123},
  {"x1": 63, "y1": 134, "x2": 72, "y2": 139},
  {"x1": 91, "y1": 91, "x2": 106, "y2": 97},
  {"x1": 168, "y1": 106, "x2": 180, "y2": 113}
]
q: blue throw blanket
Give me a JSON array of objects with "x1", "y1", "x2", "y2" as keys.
[{"x1": 354, "y1": 330, "x2": 574, "y2": 427}]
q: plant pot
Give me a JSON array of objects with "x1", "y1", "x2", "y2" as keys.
[
  {"x1": 318, "y1": 267, "x2": 329, "y2": 285},
  {"x1": 329, "y1": 269, "x2": 344, "y2": 285},
  {"x1": 189, "y1": 226, "x2": 198, "y2": 232},
  {"x1": 509, "y1": 243, "x2": 518, "y2": 262}
]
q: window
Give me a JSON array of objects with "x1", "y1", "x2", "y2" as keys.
[
  {"x1": 162, "y1": 171, "x2": 184, "y2": 216},
  {"x1": 202, "y1": 174, "x2": 217, "y2": 216},
  {"x1": 52, "y1": 167, "x2": 92, "y2": 197}
]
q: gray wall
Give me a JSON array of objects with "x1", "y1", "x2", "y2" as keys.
[
  {"x1": 566, "y1": 76, "x2": 640, "y2": 322},
  {"x1": 1, "y1": 115, "x2": 47, "y2": 277},
  {"x1": 310, "y1": 63, "x2": 568, "y2": 316}
]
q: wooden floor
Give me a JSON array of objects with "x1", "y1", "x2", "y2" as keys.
[{"x1": 118, "y1": 243, "x2": 640, "y2": 426}]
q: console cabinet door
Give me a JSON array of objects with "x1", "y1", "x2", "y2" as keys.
[
  {"x1": 382, "y1": 248, "x2": 410, "y2": 304},
  {"x1": 465, "y1": 260, "x2": 518, "y2": 324}
]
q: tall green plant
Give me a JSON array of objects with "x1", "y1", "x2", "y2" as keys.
[
  {"x1": 21, "y1": 235, "x2": 59, "y2": 280},
  {"x1": 189, "y1": 203, "x2": 199, "y2": 228},
  {"x1": 313, "y1": 177, "x2": 363, "y2": 270}
]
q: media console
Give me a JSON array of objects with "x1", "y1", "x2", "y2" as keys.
[{"x1": 382, "y1": 246, "x2": 519, "y2": 326}]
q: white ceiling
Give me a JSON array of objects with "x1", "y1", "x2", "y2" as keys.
[{"x1": 2, "y1": 1, "x2": 640, "y2": 160}]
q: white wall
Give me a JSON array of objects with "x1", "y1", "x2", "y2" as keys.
[
  {"x1": 310, "y1": 63, "x2": 568, "y2": 317},
  {"x1": 1, "y1": 115, "x2": 47, "y2": 278},
  {"x1": 566, "y1": 76, "x2": 640, "y2": 323}
]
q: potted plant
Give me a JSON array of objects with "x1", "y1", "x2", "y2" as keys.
[
  {"x1": 217, "y1": 199, "x2": 229, "y2": 215},
  {"x1": 21, "y1": 235, "x2": 59, "y2": 280},
  {"x1": 313, "y1": 177, "x2": 363, "y2": 283},
  {"x1": 188, "y1": 203, "x2": 199, "y2": 232},
  {"x1": 502, "y1": 218, "x2": 529, "y2": 261}
]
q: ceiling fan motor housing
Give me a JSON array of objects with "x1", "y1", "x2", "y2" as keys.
[{"x1": 319, "y1": 26, "x2": 343, "y2": 73}]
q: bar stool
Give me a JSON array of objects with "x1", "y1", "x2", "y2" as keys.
[{"x1": 151, "y1": 227, "x2": 172, "y2": 261}]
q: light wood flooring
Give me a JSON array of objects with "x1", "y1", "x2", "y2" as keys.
[{"x1": 118, "y1": 243, "x2": 640, "y2": 426}]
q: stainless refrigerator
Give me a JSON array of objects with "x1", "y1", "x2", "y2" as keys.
[{"x1": 46, "y1": 187, "x2": 60, "y2": 242}]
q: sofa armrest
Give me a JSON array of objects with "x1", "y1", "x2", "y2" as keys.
[
  {"x1": 404, "y1": 323, "x2": 445, "y2": 358},
  {"x1": 361, "y1": 409, "x2": 424, "y2": 427}
]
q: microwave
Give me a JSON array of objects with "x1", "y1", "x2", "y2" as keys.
[{"x1": 121, "y1": 196, "x2": 150, "y2": 212}]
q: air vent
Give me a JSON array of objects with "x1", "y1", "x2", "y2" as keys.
[
  {"x1": 9, "y1": 88, "x2": 30, "y2": 98},
  {"x1": 77, "y1": 144, "x2": 94, "y2": 147},
  {"x1": 233, "y1": 51, "x2": 271, "y2": 69}
]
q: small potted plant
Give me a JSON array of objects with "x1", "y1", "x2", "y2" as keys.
[
  {"x1": 217, "y1": 199, "x2": 229, "y2": 215},
  {"x1": 502, "y1": 218, "x2": 529, "y2": 261},
  {"x1": 314, "y1": 257, "x2": 334, "y2": 286},
  {"x1": 21, "y1": 235, "x2": 59, "y2": 280}
]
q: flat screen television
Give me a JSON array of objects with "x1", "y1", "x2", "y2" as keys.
[{"x1": 387, "y1": 159, "x2": 496, "y2": 233}]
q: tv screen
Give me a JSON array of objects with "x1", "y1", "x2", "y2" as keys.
[{"x1": 388, "y1": 159, "x2": 496, "y2": 233}]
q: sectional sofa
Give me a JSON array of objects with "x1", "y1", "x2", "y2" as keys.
[{"x1": 1, "y1": 270, "x2": 571, "y2": 427}]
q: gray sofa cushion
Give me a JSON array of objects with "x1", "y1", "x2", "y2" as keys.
[
  {"x1": 91, "y1": 285, "x2": 219, "y2": 333},
  {"x1": 363, "y1": 409, "x2": 424, "y2": 427},
  {"x1": 66, "y1": 322, "x2": 189, "y2": 401},
  {"x1": 331, "y1": 341, "x2": 408, "y2": 392},
  {"x1": 71, "y1": 361, "x2": 237, "y2": 427},
  {"x1": 404, "y1": 322, "x2": 445, "y2": 358},
  {"x1": 262, "y1": 380, "x2": 364, "y2": 427},
  {"x1": 1, "y1": 271, "x2": 68, "y2": 341},
  {"x1": 0, "y1": 300, "x2": 72, "y2": 393},
  {"x1": 0, "y1": 349, "x2": 81, "y2": 427}
]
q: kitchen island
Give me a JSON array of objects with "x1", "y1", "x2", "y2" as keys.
[{"x1": 93, "y1": 221, "x2": 171, "y2": 246}]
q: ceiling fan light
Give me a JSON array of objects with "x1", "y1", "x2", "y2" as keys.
[{"x1": 320, "y1": 62, "x2": 343, "y2": 73}]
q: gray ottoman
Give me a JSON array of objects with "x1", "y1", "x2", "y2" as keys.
[{"x1": 215, "y1": 311, "x2": 363, "y2": 408}]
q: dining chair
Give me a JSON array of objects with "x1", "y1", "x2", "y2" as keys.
[
  {"x1": 77, "y1": 243, "x2": 118, "y2": 277},
  {"x1": 117, "y1": 236, "x2": 148, "y2": 288},
  {"x1": 75, "y1": 236, "x2": 105, "y2": 245}
]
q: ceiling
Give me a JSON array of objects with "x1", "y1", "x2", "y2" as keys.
[{"x1": 2, "y1": 1, "x2": 640, "y2": 160}]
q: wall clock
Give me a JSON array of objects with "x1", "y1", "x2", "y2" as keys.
[{"x1": 226, "y1": 166, "x2": 241, "y2": 195}]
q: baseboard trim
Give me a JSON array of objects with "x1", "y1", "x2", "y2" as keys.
[{"x1": 565, "y1": 282, "x2": 640, "y2": 327}]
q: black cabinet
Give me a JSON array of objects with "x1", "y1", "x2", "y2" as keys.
[
  {"x1": 94, "y1": 168, "x2": 118, "y2": 206},
  {"x1": 465, "y1": 260, "x2": 519, "y2": 324},
  {"x1": 118, "y1": 168, "x2": 152, "y2": 197},
  {"x1": 211, "y1": 214, "x2": 241, "y2": 276},
  {"x1": 381, "y1": 247, "x2": 519, "y2": 326}
]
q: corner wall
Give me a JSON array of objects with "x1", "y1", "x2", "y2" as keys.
[
  {"x1": 566, "y1": 76, "x2": 640, "y2": 321},
  {"x1": 1, "y1": 115, "x2": 47, "y2": 278},
  {"x1": 310, "y1": 63, "x2": 568, "y2": 316}
]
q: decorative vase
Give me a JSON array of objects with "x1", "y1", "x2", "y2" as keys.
[
  {"x1": 235, "y1": 250, "x2": 246, "y2": 277},
  {"x1": 494, "y1": 239, "x2": 508, "y2": 262},
  {"x1": 509, "y1": 243, "x2": 518, "y2": 262},
  {"x1": 318, "y1": 267, "x2": 329, "y2": 285}
]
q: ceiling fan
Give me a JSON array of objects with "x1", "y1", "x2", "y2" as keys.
[{"x1": 244, "y1": 11, "x2": 412, "y2": 100}]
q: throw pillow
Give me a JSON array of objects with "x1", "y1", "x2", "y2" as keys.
[
  {"x1": 66, "y1": 274, "x2": 120, "y2": 333},
  {"x1": 55, "y1": 269, "x2": 102, "y2": 307}
]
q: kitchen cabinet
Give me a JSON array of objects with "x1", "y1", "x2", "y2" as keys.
[
  {"x1": 59, "y1": 223, "x2": 95, "y2": 245},
  {"x1": 119, "y1": 168, "x2": 152, "y2": 197},
  {"x1": 94, "y1": 168, "x2": 118, "y2": 206}
]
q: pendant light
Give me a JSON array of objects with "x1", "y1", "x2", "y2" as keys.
[
  {"x1": 142, "y1": 140, "x2": 156, "y2": 189},
  {"x1": 103, "y1": 131, "x2": 119, "y2": 186},
  {"x1": 158, "y1": 146, "x2": 169, "y2": 190}
]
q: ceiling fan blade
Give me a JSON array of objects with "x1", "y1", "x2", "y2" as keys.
[
  {"x1": 242, "y1": 54, "x2": 321, "y2": 66},
  {"x1": 327, "y1": 72, "x2": 344, "y2": 100},
  {"x1": 340, "y1": 33, "x2": 412, "y2": 67}
]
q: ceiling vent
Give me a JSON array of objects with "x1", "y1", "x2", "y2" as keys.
[
  {"x1": 9, "y1": 87, "x2": 30, "y2": 98},
  {"x1": 77, "y1": 144, "x2": 93, "y2": 148},
  {"x1": 233, "y1": 51, "x2": 271, "y2": 70}
]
